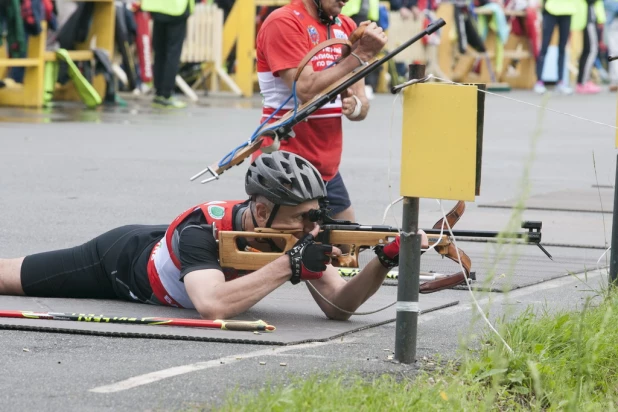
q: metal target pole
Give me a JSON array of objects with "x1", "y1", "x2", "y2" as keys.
[
  {"x1": 610, "y1": 56, "x2": 618, "y2": 287},
  {"x1": 394, "y1": 64, "x2": 426, "y2": 364}
]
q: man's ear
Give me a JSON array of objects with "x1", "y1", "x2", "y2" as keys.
[{"x1": 254, "y1": 201, "x2": 271, "y2": 226}]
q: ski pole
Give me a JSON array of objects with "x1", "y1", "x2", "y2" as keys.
[{"x1": 0, "y1": 310, "x2": 275, "y2": 332}]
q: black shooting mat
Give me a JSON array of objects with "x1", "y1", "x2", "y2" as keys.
[
  {"x1": 356, "y1": 241, "x2": 606, "y2": 292},
  {"x1": 477, "y1": 188, "x2": 614, "y2": 214},
  {"x1": 0, "y1": 284, "x2": 459, "y2": 345}
]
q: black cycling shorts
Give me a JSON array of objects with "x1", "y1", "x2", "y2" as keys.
[
  {"x1": 20, "y1": 225, "x2": 166, "y2": 303},
  {"x1": 322, "y1": 171, "x2": 352, "y2": 215}
]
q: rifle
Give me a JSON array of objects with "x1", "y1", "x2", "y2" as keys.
[
  {"x1": 215, "y1": 201, "x2": 551, "y2": 293},
  {"x1": 190, "y1": 18, "x2": 447, "y2": 184}
]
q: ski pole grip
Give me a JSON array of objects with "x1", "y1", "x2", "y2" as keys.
[
  {"x1": 219, "y1": 320, "x2": 276, "y2": 332},
  {"x1": 425, "y1": 18, "x2": 446, "y2": 35}
]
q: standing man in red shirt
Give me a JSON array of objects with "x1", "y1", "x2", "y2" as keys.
[{"x1": 254, "y1": 0, "x2": 387, "y2": 223}]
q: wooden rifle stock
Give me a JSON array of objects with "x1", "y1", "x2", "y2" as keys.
[{"x1": 217, "y1": 228, "x2": 450, "y2": 271}]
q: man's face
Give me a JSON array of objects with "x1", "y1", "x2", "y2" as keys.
[
  {"x1": 319, "y1": 0, "x2": 348, "y2": 17},
  {"x1": 267, "y1": 200, "x2": 319, "y2": 236}
]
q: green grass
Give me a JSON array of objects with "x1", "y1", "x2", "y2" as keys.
[{"x1": 215, "y1": 290, "x2": 618, "y2": 412}]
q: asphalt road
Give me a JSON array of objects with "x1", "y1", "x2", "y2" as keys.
[{"x1": 0, "y1": 89, "x2": 616, "y2": 411}]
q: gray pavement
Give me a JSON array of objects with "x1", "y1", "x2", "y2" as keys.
[{"x1": 0, "y1": 89, "x2": 616, "y2": 411}]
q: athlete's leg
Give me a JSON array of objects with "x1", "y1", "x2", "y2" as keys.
[
  {"x1": 151, "y1": 17, "x2": 168, "y2": 97},
  {"x1": 331, "y1": 205, "x2": 356, "y2": 223},
  {"x1": 158, "y1": 17, "x2": 188, "y2": 99},
  {"x1": 608, "y1": 19, "x2": 618, "y2": 89},
  {"x1": 95, "y1": 224, "x2": 166, "y2": 303},
  {"x1": 19, "y1": 236, "x2": 117, "y2": 299},
  {"x1": 322, "y1": 172, "x2": 356, "y2": 255},
  {"x1": 556, "y1": 14, "x2": 573, "y2": 84},
  {"x1": 535, "y1": 12, "x2": 558, "y2": 86},
  {"x1": 322, "y1": 172, "x2": 355, "y2": 222},
  {"x1": 0, "y1": 257, "x2": 26, "y2": 295},
  {"x1": 16, "y1": 225, "x2": 158, "y2": 300},
  {"x1": 577, "y1": 19, "x2": 592, "y2": 85}
]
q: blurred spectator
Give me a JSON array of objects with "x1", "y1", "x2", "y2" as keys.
[
  {"x1": 341, "y1": 0, "x2": 380, "y2": 99},
  {"x1": 140, "y1": 0, "x2": 194, "y2": 108},
  {"x1": 388, "y1": 1, "x2": 421, "y2": 82},
  {"x1": 534, "y1": 0, "x2": 576, "y2": 94},
  {"x1": 573, "y1": 0, "x2": 606, "y2": 94},
  {"x1": 605, "y1": 0, "x2": 618, "y2": 90},
  {"x1": 213, "y1": 0, "x2": 234, "y2": 21}
]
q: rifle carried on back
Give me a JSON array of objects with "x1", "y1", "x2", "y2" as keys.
[{"x1": 189, "y1": 18, "x2": 447, "y2": 184}]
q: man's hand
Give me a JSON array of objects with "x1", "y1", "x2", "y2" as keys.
[
  {"x1": 355, "y1": 21, "x2": 388, "y2": 62},
  {"x1": 374, "y1": 230, "x2": 429, "y2": 269},
  {"x1": 286, "y1": 225, "x2": 342, "y2": 284},
  {"x1": 341, "y1": 87, "x2": 363, "y2": 120}
]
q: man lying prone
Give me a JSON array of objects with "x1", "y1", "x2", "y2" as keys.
[{"x1": 0, "y1": 151, "x2": 427, "y2": 320}]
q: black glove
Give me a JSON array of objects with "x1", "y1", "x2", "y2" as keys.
[
  {"x1": 286, "y1": 233, "x2": 333, "y2": 285},
  {"x1": 374, "y1": 235, "x2": 400, "y2": 269}
]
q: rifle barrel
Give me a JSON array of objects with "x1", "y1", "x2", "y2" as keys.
[
  {"x1": 320, "y1": 225, "x2": 537, "y2": 242},
  {"x1": 421, "y1": 229, "x2": 528, "y2": 239}
]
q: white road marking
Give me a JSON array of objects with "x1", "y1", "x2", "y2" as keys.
[{"x1": 89, "y1": 339, "x2": 351, "y2": 393}]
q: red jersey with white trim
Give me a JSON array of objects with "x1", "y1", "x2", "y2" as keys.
[{"x1": 254, "y1": 0, "x2": 357, "y2": 181}]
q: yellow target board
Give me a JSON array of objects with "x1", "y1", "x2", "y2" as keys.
[{"x1": 400, "y1": 83, "x2": 480, "y2": 201}]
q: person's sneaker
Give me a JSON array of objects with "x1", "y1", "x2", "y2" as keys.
[
  {"x1": 152, "y1": 96, "x2": 187, "y2": 109},
  {"x1": 555, "y1": 81, "x2": 574, "y2": 95},
  {"x1": 575, "y1": 81, "x2": 601, "y2": 94},
  {"x1": 533, "y1": 81, "x2": 546, "y2": 94}
]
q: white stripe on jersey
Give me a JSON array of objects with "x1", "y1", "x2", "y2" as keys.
[
  {"x1": 152, "y1": 239, "x2": 195, "y2": 309},
  {"x1": 257, "y1": 71, "x2": 342, "y2": 112}
]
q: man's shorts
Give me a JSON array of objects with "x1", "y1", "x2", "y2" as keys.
[
  {"x1": 321, "y1": 171, "x2": 352, "y2": 215},
  {"x1": 20, "y1": 225, "x2": 165, "y2": 303}
]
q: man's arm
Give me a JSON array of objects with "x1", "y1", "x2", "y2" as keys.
[
  {"x1": 175, "y1": 224, "x2": 293, "y2": 320},
  {"x1": 305, "y1": 258, "x2": 389, "y2": 321},
  {"x1": 184, "y1": 256, "x2": 291, "y2": 320},
  {"x1": 181, "y1": 224, "x2": 338, "y2": 320},
  {"x1": 277, "y1": 22, "x2": 387, "y2": 104},
  {"x1": 306, "y1": 231, "x2": 429, "y2": 320}
]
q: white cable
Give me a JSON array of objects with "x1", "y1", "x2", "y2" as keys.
[
  {"x1": 430, "y1": 76, "x2": 618, "y2": 131},
  {"x1": 305, "y1": 280, "x2": 397, "y2": 316},
  {"x1": 592, "y1": 151, "x2": 611, "y2": 272},
  {"x1": 596, "y1": 246, "x2": 611, "y2": 275},
  {"x1": 436, "y1": 199, "x2": 514, "y2": 354},
  {"x1": 381, "y1": 197, "x2": 403, "y2": 225}
]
